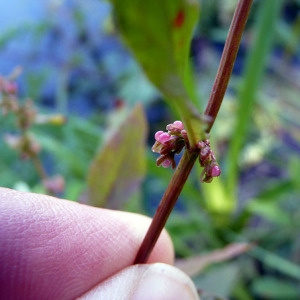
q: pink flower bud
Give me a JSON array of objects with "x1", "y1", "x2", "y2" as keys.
[
  {"x1": 211, "y1": 165, "x2": 221, "y2": 177},
  {"x1": 166, "y1": 120, "x2": 184, "y2": 134},
  {"x1": 154, "y1": 131, "x2": 164, "y2": 141},
  {"x1": 156, "y1": 154, "x2": 176, "y2": 169},
  {"x1": 173, "y1": 120, "x2": 184, "y2": 130},
  {"x1": 161, "y1": 159, "x2": 172, "y2": 168},
  {"x1": 158, "y1": 132, "x2": 172, "y2": 144},
  {"x1": 205, "y1": 163, "x2": 221, "y2": 178}
]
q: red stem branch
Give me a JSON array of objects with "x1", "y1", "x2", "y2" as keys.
[
  {"x1": 134, "y1": 149, "x2": 199, "y2": 264},
  {"x1": 204, "y1": 0, "x2": 253, "y2": 133},
  {"x1": 134, "y1": 0, "x2": 253, "y2": 265}
]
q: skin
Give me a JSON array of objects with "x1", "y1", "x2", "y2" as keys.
[{"x1": 0, "y1": 188, "x2": 174, "y2": 299}]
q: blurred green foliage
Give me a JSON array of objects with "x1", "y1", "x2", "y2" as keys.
[{"x1": 1, "y1": 0, "x2": 300, "y2": 298}]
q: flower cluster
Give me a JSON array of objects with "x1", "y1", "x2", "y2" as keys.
[
  {"x1": 152, "y1": 120, "x2": 221, "y2": 183},
  {"x1": 197, "y1": 140, "x2": 221, "y2": 183},
  {"x1": 152, "y1": 121, "x2": 187, "y2": 169}
]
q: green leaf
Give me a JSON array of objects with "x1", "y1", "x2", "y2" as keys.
[
  {"x1": 110, "y1": 0, "x2": 203, "y2": 146},
  {"x1": 202, "y1": 176, "x2": 234, "y2": 217},
  {"x1": 86, "y1": 104, "x2": 147, "y2": 208},
  {"x1": 226, "y1": 0, "x2": 284, "y2": 195},
  {"x1": 251, "y1": 247, "x2": 300, "y2": 280},
  {"x1": 289, "y1": 156, "x2": 300, "y2": 192},
  {"x1": 193, "y1": 262, "x2": 240, "y2": 298},
  {"x1": 252, "y1": 276, "x2": 300, "y2": 299},
  {"x1": 247, "y1": 200, "x2": 291, "y2": 225}
]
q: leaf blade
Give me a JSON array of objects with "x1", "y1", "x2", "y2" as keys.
[
  {"x1": 110, "y1": 0, "x2": 203, "y2": 145},
  {"x1": 87, "y1": 104, "x2": 147, "y2": 208}
]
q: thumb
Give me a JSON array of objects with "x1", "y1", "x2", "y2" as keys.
[{"x1": 78, "y1": 263, "x2": 200, "y2": 300}]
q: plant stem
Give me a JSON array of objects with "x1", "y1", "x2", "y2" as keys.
[
  {"x1": 134, "y1": 149, "x2": 199, "y2": 264},
  {"x1": 134, "y1": 0, "x2": 253, "y2": 264},
  {"x1": 204, "y1": 0, "x2": 253, "y2": 133}
]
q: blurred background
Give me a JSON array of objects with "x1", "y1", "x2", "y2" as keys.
[{"x1": 1, "y1": 0, "x2": 300, "y2": 298}]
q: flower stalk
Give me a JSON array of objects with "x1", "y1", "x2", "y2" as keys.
[
  {"x1": 204, "y1": 0, "x2": 253, "y2": 133},
  {"x1": 134, "y1": 148, "x2": 199, "y2": 264},
  {"x1": 134, "y1": 0, "x2": 253, "y2": 264}
]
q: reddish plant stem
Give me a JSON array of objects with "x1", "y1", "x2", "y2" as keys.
[
  {"x1": 134, "y1": 149, "x2": 199, "y2": 264},
  {"x1": 134, "y1": 0, "x2": 253, "y2": 264},
  {"x1": 204, "y1": 0, "x2": 253, "y2": 133}
]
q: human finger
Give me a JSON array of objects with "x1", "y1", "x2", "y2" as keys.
[
  {"x1": 0, "y1": 188, "x2": 174, "y2": 300},
  {"x1": 78, "y1": 263, "x2": 199, "y2": 300}
]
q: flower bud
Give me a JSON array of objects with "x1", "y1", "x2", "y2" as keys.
[
  {"x1": 210, "y1": 164, "x2": 221, "y2": 177},
  {"x1": 161, "y1": 159, "x2": 172, "y2": 168},
  {"x1": 154, "y1": 131, "x2": 164, "y2": 141},
  {"x1": 156, "y1": 153, "x2": 176, "y2": 169},
  {"x1": 158, "y1": 132, "x2": 172, "y2": 144},
  {"x1": 166, "y1": 120, "x2": 184, "y2": 134}
]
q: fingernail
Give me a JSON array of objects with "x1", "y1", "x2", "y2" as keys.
[{"x1": 132, "y1": 263, "x2": 199, "y2": 300}]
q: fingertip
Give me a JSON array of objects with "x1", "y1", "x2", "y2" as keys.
[
  {"x1": 0, "y1": 188, "x2": 174, "y2": 299},
  {"x1": 78, "y1": 263, "x2": 199, "y2": 300}
]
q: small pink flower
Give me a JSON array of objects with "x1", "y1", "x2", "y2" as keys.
[
  {"x1": 161, "y1": 159, "x2": 172, "y2": 168},
  {"x1": 204, "y1": 163, "x2": 221, "y2": 179},
  {"x1": 173, "y1": 120, "x2": 184, "y2": 130},
  {"x1": 156, "y1": 153, "x2": 176, "y2": 169},
  {"x1": 211, "y1": 165, "x2": 221, "y2": 177},
  {"x1": 166, "y1": 120, "x2": 185, "y2": 134},
  {"x1": 154, "y1": 131, "x2": 164, "y2": 141},
  {"x1": 158, "y1": 132, "x2": 172, "y2": 144}
]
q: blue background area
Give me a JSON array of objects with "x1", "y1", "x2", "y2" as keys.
[{"x1": 0, "y1": 0, "x2": 133, "y2": 115}]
